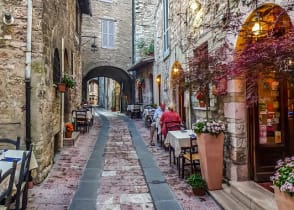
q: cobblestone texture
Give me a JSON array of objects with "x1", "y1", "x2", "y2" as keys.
[{"x1": 27, "y1": 110, "x2": 220, "y2": 209}]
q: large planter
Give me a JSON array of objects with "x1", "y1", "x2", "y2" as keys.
[
  {"x1": 197, "y1": 133, "x2": 224, "y2": 190},
  {"x1": 65, "y1": 131, "x2": 72, "y2": 138},
  {"x1": 274, "y1": 186, "x2": 294, "y2": 210}
]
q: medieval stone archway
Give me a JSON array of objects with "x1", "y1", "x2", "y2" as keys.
[{"x1": 82, "y1": 66, "x2": 133, "y2": 111}]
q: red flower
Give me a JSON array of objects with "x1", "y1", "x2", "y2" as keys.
[
  {"x1": 196, "y1": 92, "x2": 204, "y2": 100},
  {"x1": 65, "y1": 123, "x2": 74, "y2": 132}
]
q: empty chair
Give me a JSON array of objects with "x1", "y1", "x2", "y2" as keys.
[
  {"x1": 11, "y1": 144, "x2": 33, "y2": 210},
  {"x1": 74, "y1": 110, "x2": 89, "y2": 133},
  {"x1": 180, "y1": 135, "x2": 200, "y2": 178},
  {"x1": 0, "y1": 160, "x2": 17, "y2": 210},
  {"x1": 0, "y1": 137, "x2": 20, "y2": 150}
]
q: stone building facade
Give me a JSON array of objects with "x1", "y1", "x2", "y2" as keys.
[
  {"x1": 153, "y1": 0, "x2": 294, "y2": 182},
  {"x1": 0, "y1": 0, "x2": 91, "y2": 183},
  {"x1": 128, "y1": 0, "x2": 157, "y2": 106},
  {"x1": 81, "y1": 0, "x2": 133, "y2": 109}
]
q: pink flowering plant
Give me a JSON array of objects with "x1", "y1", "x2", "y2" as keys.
[
  {"x1": 193, "y1": 119, "x2": 226, "y2": 136},
  {"x1": 270, "y1": 156, "x2": 294, "y2": 196}
]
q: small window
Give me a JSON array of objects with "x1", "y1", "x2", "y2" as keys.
[
  {"x1": 102, "y1": 19, "x2": 115, "y2": 48},
  {"x1": 53, "y1": 49, "x2": 61, "y2": 84},
  {"x1": 163, "y1": 0, "x2": 170, "y2": 57}
]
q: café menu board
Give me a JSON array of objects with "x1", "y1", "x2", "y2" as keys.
[{"x1": 258, "y1": 79, "x2": 281, "y2": 144}]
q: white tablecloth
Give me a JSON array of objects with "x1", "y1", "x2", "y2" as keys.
[
  {"x1": 72, "y1": 110, "x2": 92, "y2": 121},
  {"x1": 0, "y1": 149, "x2": 38, "y2": 194},
  {"x1": 127, "y1": 105, "x2": 143, "y2": 112},
  {"x1": 165, "y1": 130, "x2": 196, "y2": 157}
]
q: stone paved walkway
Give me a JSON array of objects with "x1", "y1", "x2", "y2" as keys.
[
  {"x1": 27, "y1": 112, "x2": 101, "y2": 210},
  {"x1": 27, "y1": 109, "x2": 221, "y2": 210}
]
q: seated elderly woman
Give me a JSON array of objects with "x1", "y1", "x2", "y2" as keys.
[{"x1": 160, "y1": 103, "x2": 182, "y2": 139}]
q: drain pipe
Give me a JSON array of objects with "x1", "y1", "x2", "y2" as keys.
[
  {"x1": 61, "y1": 38, "x2": 65, "y2": 148},
  {"x1": 25, "y1": 0, "x2": 32, "y2": 150}
]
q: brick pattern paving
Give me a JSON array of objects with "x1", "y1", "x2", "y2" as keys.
[
  {"x1": 133, "y1": 119, "x2": 221, "y2": 210},
  {"x1": 27, "y1": 118, "x2": 101, "y2": 210},
  {"x1": 27, "y1": 111, "x2": 221, "y2": 210},
  {"x1": 97, "y1": 116, "x2": 154, "y2": 209}
]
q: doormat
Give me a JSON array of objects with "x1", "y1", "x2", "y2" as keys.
[{"x1": 257, "y1": 182, "x2": 274, "y2": 193}]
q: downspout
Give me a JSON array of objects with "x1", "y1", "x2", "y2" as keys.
[
  {"x1": 60, "y1": 38, "x2": 65, "y2": 148},
  {"x1": 25, "y1": 0, "x2": 32, "y2": 150},
  {"x1": 131, "y1": 0, "x2": 135, "y2": 64},
  {"x1": 131, "y1": 0, "x2": 136, "y2": 104}
]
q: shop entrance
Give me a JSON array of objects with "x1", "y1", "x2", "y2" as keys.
[
  {"x1": 235, "y1": 4, "x2": 294, "y2": 181},
  {"x1": 248, "y1": 74, "x2": 294, "y2": 181}
]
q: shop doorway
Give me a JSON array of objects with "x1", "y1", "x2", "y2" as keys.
[
  {"x1": 248, "y1": 73, "x2": 294, "y2": 181},
  {"x1": 235, "y1": 4, "x2": 294, "y2": 181}
]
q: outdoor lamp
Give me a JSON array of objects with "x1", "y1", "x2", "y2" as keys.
[
  {"x1": 173, "y1": 67, "x2": 179, "y2": 73},
  {"x1": 252, "y1": 22, "x2": 262, "y2": 35},
  {"x1": 156, "y1": 76, "x2": 161, "y2": 84},
  {"x1": 252, "y1": 13, "x2": 262, "y2": 36},
  {"x1": 190, "y1": 0, "x2": 201, "y2": 12}
]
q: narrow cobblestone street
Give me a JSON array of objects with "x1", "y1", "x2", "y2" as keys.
[{"x1": 27, "y1": 109, "x2": 221, "y2": 210}]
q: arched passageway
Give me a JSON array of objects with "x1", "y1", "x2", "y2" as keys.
[{"x1": 83, "y1": 66, "x2": 134, "y2": 111}]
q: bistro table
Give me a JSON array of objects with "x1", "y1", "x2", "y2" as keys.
[
  {"x1": 0, "y1": 149, "x2": 38, "y2": 194},
  {"x1": 165, "y1": 130, "x2": 196, "y2": 158}
]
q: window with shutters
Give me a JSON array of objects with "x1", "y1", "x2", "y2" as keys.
[
  {"x1": 163, "y1": 0, "x2": 170, "y2": 58},
  {"x1": 101, "y1": 19, "x2": 115, "y2": 48}
]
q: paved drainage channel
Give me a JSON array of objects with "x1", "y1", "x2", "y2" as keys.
[
  {"x1": 69, "y1": 112, "x2": 109, "y2": 210},
  {"x1": 124, "y1": 116, "x2": 182, "y2": 210}
]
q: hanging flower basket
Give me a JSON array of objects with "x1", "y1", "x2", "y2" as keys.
[{"x1": 57, "y1": 83, "x2": 66, "y2": 92}]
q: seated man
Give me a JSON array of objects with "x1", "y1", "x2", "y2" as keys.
[{"x1": 149, "y1": 102, "x2": 166, "y2": 146}]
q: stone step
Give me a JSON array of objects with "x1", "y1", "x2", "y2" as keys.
[
  {"x1": 230, "y1": 181, "x2": 277, "y2": 210},
  {"x1": 209, "y1": 184, "x2": 248, "y2": 210},
  {"x1": 63, "y1": 131, "x2": 80, "y2": 146}
]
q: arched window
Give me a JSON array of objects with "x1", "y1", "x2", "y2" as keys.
[{"x1": 53, "y1": 48, "x2": 61, "y2": 84}]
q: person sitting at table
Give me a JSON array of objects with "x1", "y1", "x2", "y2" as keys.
[
  {"x1": 160, "y1": 102, "x2": 182, "y2": 139},
  {"x1": 149, "y1": 102, "x2": 166, "y2": 146}
]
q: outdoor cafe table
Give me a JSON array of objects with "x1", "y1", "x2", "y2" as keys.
[
  {"x1": 164, "y1": 130, "x2": 196, "y2": 157},
  {"x1": 0, "y1": 149, "x2": 38, "y2": 193},
  {"x1": 72, "y1": 109, "x2": 93, "y2": 122}
]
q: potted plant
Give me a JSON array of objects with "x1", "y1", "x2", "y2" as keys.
[
  {"x1": 64, "y1": 123, "x2": 74, "y2": 138},
  {"x1": 187, "y1": 173, "x2": 206, "y2": 196},
  {"x1": 193, "y1": 119, "x2": 226, "y2": 190},
  {"x1": 61, "y1": 74, "x2": 76, "y2": 89},
  {"x1": 270, "y1": 156, "x2": 294, "y2": 210}
]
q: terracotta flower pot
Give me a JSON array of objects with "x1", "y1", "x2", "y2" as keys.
[
  {"x1": 274, "y1": 186, "x2": 294, "y2": 210},
  {"x1": 192, "y1": 188, "x2": 206, "y2": 196},
  {"x1": 65, "y1": 131, "x2": 72, "y2": 138},
  {"x1": 57, "y1": 83, "x2": 66, "y2": 92},
  {"x1": 197, "y1": 133, "x2": 224, "y2": 190}
]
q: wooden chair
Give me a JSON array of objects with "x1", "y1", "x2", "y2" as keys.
[
  {"x1": 11, "y1": 145, "x2": 33, "y2": 210},
  {"x1": 0, "y1": 161, "x2": 17, "y2": 210},
  {"x1": 74, "y1": 110, "x2": 89, "y2": 133},
  {"x1": 165, "y1": 121, "x2": 182, "y2": 166},
  {"x1": 180, "y1": 135, "x2": 200, "y2": 178},
  {"x1": 0, "y1": 137, "x2": 20, "y2": 150}
]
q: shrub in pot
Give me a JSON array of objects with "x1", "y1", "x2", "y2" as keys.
[{"x1": 187, "y1": 173, "x2": 206, "y2": 196}]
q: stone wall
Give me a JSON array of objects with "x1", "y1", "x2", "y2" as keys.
[
  {"x1": 81, "y1": 0, "x2": 132, "y2": 75},
  {"x1": 153, "y1": 0, "x2": 294, "y2": 181},
  {"x1": 134, "y1": 0, "x2": 157, "y2": 62},
  {"x1": 0, "y1": 0, "x2": 27, "y2": 139},
  {"x1": 0, "y1": 0, "x2": 84, "y2": 183}
]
